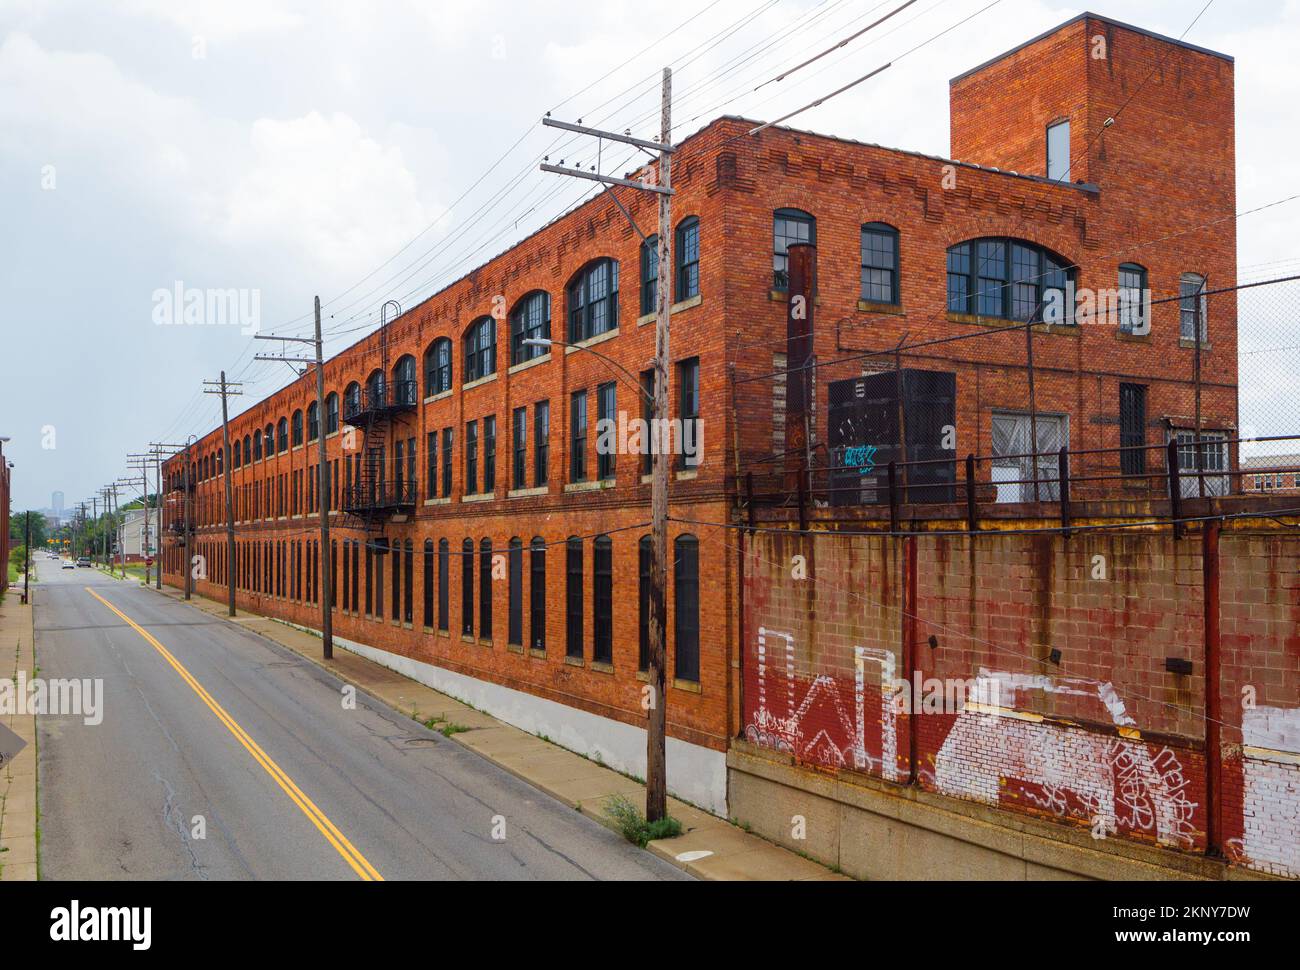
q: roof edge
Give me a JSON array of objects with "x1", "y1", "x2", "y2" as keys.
[{"x1": 949, "y1": 11, "x2": 1233, "y2": 86}]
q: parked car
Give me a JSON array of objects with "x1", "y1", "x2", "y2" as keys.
[{"x1": 76, "y1": 557, "x2": 92, "y2": 568}]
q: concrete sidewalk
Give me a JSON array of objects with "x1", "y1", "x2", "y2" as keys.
[
  {"x1": 0, "y1": 591, "x2": 38, "y2": 881},
  {"x1": 148, "y1": 584, "x2": 846, "y2": 881}
]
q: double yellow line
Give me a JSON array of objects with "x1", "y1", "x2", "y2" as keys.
[{"x1": 86, "y1": 588, "x2": 383, "y2": 881}]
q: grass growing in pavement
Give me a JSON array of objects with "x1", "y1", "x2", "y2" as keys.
[
  {"x1": 603, "y1": 793, "x2": 683, "y2": 848},
  {"x1": 416, "y1": 713, "x2": 471, "y2": 738}
]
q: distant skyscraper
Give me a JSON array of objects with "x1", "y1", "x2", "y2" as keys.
[{"x1": 52, "y1": 491, "x2": 65, "y2": 515}]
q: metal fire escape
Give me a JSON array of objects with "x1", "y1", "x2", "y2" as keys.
[{"x1": 340, "y1": 300, "x2": 418, "y2": 534}]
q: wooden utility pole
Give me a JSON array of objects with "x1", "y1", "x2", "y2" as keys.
[
  {"x1": 127, "y1": 453, "x2": 156, "y2": 585},
  {"x1": 204, "y1": 373, "x2": 244, "y2": 616},
  {"x1": 540, "y1": 68, "x2": 675, "y2": 821},
  {"x1": 183, "y1": 437, "x2": 195, "y2": 600},
  {"x1": 254, "y1": 297, "x2": 334, "y2": 658}
]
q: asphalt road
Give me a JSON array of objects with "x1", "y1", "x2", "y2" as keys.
[{"x1": 33, "y1": 560, "x2": 689, "y2": 881}]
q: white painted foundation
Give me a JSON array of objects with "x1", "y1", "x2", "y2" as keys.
[{"x1": 278, "y1": 621, "x2": 728, "y2": 816}]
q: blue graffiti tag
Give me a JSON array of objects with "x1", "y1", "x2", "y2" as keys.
[{"x1": 844, "y1": 444, "x2": 879, "y2": 476}]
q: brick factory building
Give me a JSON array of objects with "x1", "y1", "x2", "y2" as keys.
[{"x1": 163, "y1": 13, "x2": 1262, "y2": 834}]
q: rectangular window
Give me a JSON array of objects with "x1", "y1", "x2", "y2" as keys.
[
  {"x1": 860, "y1": 224, "x2": 898, "y2": 304},
  {"x1": 1046, "y1": 119, "x2": 1071, "y2": 182},
  {"x1": 1119, "y1": 384, "x2": 1147, "y2": 476},
  {"x1": 461, "y1": 541, "x2": 474, "y2": 637},
  {"x1": 674, "y1": 536, "x2": 700, "y2": 682},
  {"x1": 465, "y1": 420, "x2": 478, "y2": 494},
  {"x1": 427, "y1": 431, "x2": 438, "y2": 499},
  {"x1": 597, "y1": 381, "x2": 616, "y2": 481},
  {"x1": 437, "y1": 541, "x2": 448, "y2": 632},
  {"x1": 1174, "y1": 430, "x2": 1229, "y2": 498},
  {"x1": 512, "y1": 406, "x2": 528, "y2": 489},
  {"x1": 641, "y1": 369, "x2": 656, "y2": 477},
  {"x1": 640, "y1": 236, "x2": 658, "y2": 315},
  {"x1": 570, "y1": 391, "x2": 587, "y2": 482},
  {"x1": 1180, "y1": 275, "x2": 1209, "y2": 341},
  {"x1": 679, "y1": 357, "x2": 700, "y2": 469},
  {"x1": 441, "y1": 428, "x2": 453, "y2": 497},
  {"x1": 991, "y1": 411, "x2": 1067, "y2": 503},
  {"x1": 534, "y1": 401, "x2": 549, "y2": 486},
  {"x1": 483, "y1": 416, "x2": 496, "y2": 493},
  {"x1": 422, "y1": 542, "x2": 433, "y2": 628},
  {"x1": 508, "y1": 540, "x2": 523, "y2": 647},
  {"x1": 1118, "y1": 265, "x2": 1148, "y2": 334},
  {"x1": 676, "y1": 218, "x2": 699, "y2": 302},
  {"x1": 593, "y1": 537, "x2": 613, "y2": 664},
  {"x1": 638, "y1": 536, "x2": 651, "y2": 672},
  {"x1": 565, "y1": 538, "x2": 583, "y2": 660},
  {"x1": 976, "y1": 239, "x2": 1006, "y2": 318},
  {"x1": 773, "y1": 210, "x2": 814, "y2": 291},
  {"x1": 530, "y1": 539, "x2": 545, "y2": 652},
  {"x1": 479, "y1": 542, "x2": 492, "y2": 640},
  {"x1": 946, "y1": 243, "x2": 971, "y2": 313}
]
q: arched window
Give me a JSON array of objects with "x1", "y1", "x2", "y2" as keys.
[
  {"x1": 252, "y1": 430, "x2": 262, "y2": 461},
  {"x1": 675, "y1": 216, "x2": 699, "y2": 302},
  {"x1": 365, "y1": 369, "x2": 384, "y2": 410},
  {"x1": 479, "y1": 538, "x2": 493, "y2": 639},
  {"x1": 233, "y1": 439, "x2": 242, "y2": 469},
  {"x1": 592, "y1": 535, "x2": 613, "y2": 664},
  {"x1": 461, "y1": 538, "x2": 475, "y2": 637},
  {"x1": 343, "y1": 382, "x2": 361, "y2": 423},
  {"x1": 508, "y1": 537, "x2": 523, "y2": 647},
  {"x1": 438, "y1": 538, "x2": 449, "y2": 632},
  {"x1": 509, "y1": 291, "x2": 551, "y2": 366},
  {"x1": 946, "y1": 238, "x2": 1075, "y2": 323},
  {"x1": 291, "y1": 410, "x2": 303, "y2": 447},
  {"x1": 425, "y1": 338, "x2": 452, "y2": 396},
  {"x1": 265, "y1": 424, "x2": 275, "y2": 456},
  {"x1": 529, "y1": 537, "x2": 546, "y2": 652},
  {"x1": 567, "y1": 258, "x2": 619, "y2": 343},
  {"x1": 277, "y1": 417, "x2": 289, "y2": 454},
  {"x1": 393, "y1": 355, "x2": 416, "y2": 406},
  {"x1": 565, "y1": 537, "x2": 583, "y2": 660},
  {"x1": 1180, "y1": 273, "x2": 1208, "y2": 341},
  {"x1": 860, "y1": 222, "x2": 900, "y2": 305},
  {"x1": 773, "y1": 208, "x2": 815, "y2": 290},
  {"x1": 423, "y1": 539, "x2": 434, "y2": 629},
  {"x1": 325, "y1": 392, "x2": 339, "y2": 434},
  {"x1": 673, "y1": 534, "x2": 700, "y2": 682},
  {"x1": 1118, "y1": 263, "x2": 1148, "y2": 334},
  {"x1": 640, "y1": 234, "x2": 658, "y2": 315},
  {"x1": 243, "y1": 434, "x2": 251, "y2": 464},
  {"x1": 464, "y1": 317, "x2": 496, "y2": 382},
  {"x1": 307, "y1": 401, "x2": 319, "y2": 442}
]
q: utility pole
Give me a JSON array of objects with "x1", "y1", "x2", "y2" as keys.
[
  {"x1": 91, "y1": 494, "x2": 101, "y2": 567},
  {"x1": 108, "y1": 483, "x2": 123, "y2": 577},
  {"x1": 541, "y1": 67, "x2": 675, "y2": 821},
  {"x1": 22, "y1": 511, "x2": 30, "y2": 605},
  {"x1": 128, "y1": 453, "x2": 156, "y2": 585},
  {"x1": 254, "y1": 297, "x2": 334, "y2": 659},
  {"x1": 148, "y1": 446, "x2": 168, "y2": 589},
  {"x1": 204, "y1": 373, "x2": 243, "y2": 616}
]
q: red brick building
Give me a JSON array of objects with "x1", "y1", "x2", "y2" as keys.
[{"x1": 163, "y1": 14, "x2": 1239, "y2": 815}]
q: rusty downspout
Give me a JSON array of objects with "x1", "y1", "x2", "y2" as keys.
[
  {"x1": 904, "y1": 534, "x2": 919, "y2": 784},
  {"x1": 1202, "y1": 518, "x2": 1223, "y2": 857}
]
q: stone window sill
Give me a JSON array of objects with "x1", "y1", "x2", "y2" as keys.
[
  {"x1": 565, "y1": 329, "x2": 619, "y2": 353},
  {"x1": 673, "y1": 679, "x2": 702, "y2": 694},
  {"x1": 462, "y1": 373, "x2": 498, "y2": 392},
  {"x1": 423, "y1": 389, "x2": 453, "y2": 404},
  {"x1": 563, "y1": 655, "x2": 584, "y2": 668},
  {"x1": 508, "y1": 354, "x2": 551, "y2": 375},
  {"x1": 857, "y1": 299, "x2": 904, "y2": 315}
]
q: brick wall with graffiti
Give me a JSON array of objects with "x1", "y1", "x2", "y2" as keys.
[{"x1": 740, "y1": 527, "x2": 1299, "y2": 878}]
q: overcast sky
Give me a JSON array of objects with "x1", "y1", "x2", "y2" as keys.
[{"x1": 3, "y1": 0, "x2": 1297, "y2": 510}]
